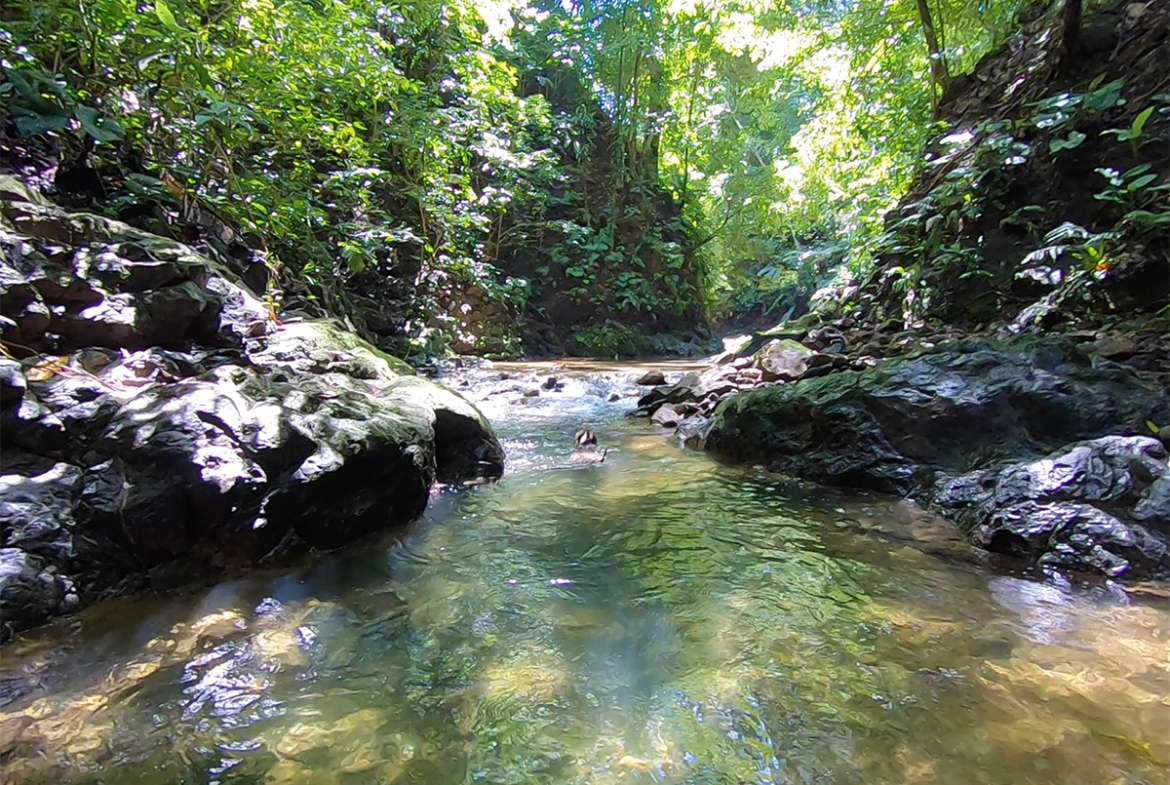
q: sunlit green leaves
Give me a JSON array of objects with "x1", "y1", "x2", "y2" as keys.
[{"x1": 152, "y1": 0, "x2": 184, "y2": 35}]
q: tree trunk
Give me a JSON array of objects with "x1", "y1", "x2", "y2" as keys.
[{"x1": 915, "y1": 0, "x2": 950, "y2": 116}]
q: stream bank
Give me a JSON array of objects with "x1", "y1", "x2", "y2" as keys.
[
  {"x1": 630, "y1": 331, "x2": 1169, "y2": 581},
  {"x1": 0, "y1": 178, "x2": 503, "y2": 641}
]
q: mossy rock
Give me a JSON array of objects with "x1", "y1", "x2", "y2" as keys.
[{"x1": 706, "y1": 336, "x2": 1168, "y2": 496}]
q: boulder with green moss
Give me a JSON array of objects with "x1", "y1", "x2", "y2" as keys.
[
  {"x1": 0, "y1": 180, "x2": 504, "y2": 640},
  {"x1": 704, "y1": 337, "x2": 1169, "y2": 577}
]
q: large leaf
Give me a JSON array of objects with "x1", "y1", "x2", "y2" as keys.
[
  {"x1": 1048, "y1": 131, "x2": 1085, "y2": 153},
  {"x1": 1129, "y1": 106, "x2": 1154, "y2": 138},
  {"x1": 74, "y1": 106, "x2": 125, "y2": 142},
  {"x1": 5, "y1": 68, "x2": 68, "y2": 114},
  {"x1": 11, "y1": 107, "x2": 71, "y2": 136}
]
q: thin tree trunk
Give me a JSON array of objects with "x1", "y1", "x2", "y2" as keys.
[
  {"x1": 627, "y1": 51, "x2": 642, "y2": 185},
  {"x1": 915, "y1": 0, "x2": 950, "y2": 116},
  {"x1": 680, "y1": 59, "x2": 700, "y2": 207}
]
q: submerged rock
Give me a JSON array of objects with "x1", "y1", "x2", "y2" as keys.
[
  {"x1": 935, "y1": 436, "x2": 1169, "y2": 578},
  {"x1": 0, "y1": 179, "x2": 503, "y2": 639}
]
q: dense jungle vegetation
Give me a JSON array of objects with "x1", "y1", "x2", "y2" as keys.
[{"x1": 2, "y1": 0, "x2": 1166, "y2": 358}]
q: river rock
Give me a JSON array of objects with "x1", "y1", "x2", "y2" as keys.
[
  {"x1": 0, "y1": 178, "x2": 504, "y2": 638},
  {"x1": 631, "y1": 374, "x2": 700, "y2": 416},
  {"x1": 0, "y1": 463, "x2": 80, "y2": 564},
  {"x1": 651, "y1": 404, "x2": 683, "y2": 428},
  {"x1": 705, "y1": 337, "x2": 1168, "y2": 498},
  {"x1": 636, "y1": 369, "x2": 667, "y2": 386},
  {"x1": 0, "y1": 549, "x2": 77, "y2": 641},
  {"x1": 756, "y1": 338, "x2": 813, "y2": 382},
  {"x1": 0, "y1": 360, "x2": 26, "y2": 405},
  {"x1": 934, "y1": 436, "x2": 1170, "y2": 578},
  {"x1": 676, "y1": 416, "x2": 709, "y2": 450}
]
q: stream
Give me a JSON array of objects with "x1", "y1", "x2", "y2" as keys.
[{"x1": 0, "y1": 361, "x2": 1166, "y2": 785}]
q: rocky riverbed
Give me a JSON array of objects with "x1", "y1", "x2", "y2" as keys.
[{"x1": 2, "y1": 170, "x2": 1165, "y2": 644}]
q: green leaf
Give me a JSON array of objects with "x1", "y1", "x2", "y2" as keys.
[
  {"x1": 74, "y1": 106, "x2": 124, "y2": 142},
  {"x1": 1130, "y1": 106, "x2": 1154, "y2": 138},
  {"x1": 1048, "y1": 131, "x2": 1085, "y2": 152},
  {"x1": 1123, "y1": 210, "x2": 1170, "y2": 228},
  {"x1": 6, "y1": 68, "x2": 68, "y2": 113},
  {"x1": 154, "y1": 0, "x2": 185, "y2": 34},
  {"x1": 1147, "y1": 420, "x2": 1162, "y2": 435},
  {"x1": 12, "y1": 109, "x2": 71, "y2": 136},
  {"x1": 192, "y1": 59, "x2": 215, "y2": 89},
  {"x1": 1128, "y1": 174, "x2": 1158, "y2": 190},
  {"x1": 125, "y1": 173, "x2": 165, "y2": 192}
]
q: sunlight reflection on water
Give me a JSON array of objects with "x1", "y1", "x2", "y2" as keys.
[{"x1": 0, "y1": 361, "x2": 1167, "y2": 785}]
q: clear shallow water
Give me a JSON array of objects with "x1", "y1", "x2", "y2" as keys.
[{"x1": 1, "y1": 361, "x2": 1167, "y2": 785}]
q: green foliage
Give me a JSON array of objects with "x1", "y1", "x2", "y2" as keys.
[
  {"x1": 2, "y1": 0, "x2": 575, "y2": 355},
  {"x1": 1100, "y1": 105, "x2": 1157, "y2": 146},
  {"x1": 4, "y1": 66, "x2": 125, "y2": 140},
  {"x1": 4, "y1": 0, "x2": 1152, "y2": 354},
  {"x1": 567, "y1": 319, "x2": 643, "y2": 357}
]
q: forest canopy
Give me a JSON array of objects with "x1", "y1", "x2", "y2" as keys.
[{"x1": 2, "y1": 0, "x2": 1057, "y2": 355}]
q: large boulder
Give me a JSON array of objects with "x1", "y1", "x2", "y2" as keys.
[
  {"x1": 0, "y1": 180, "x2": 504, "y2": 639},
  {"x1": 934, "y1": 436, "x2": 1169, "y2": 578},
  {"x1": 705, "y1": 338, "x2": 1167, "y2": 497}
]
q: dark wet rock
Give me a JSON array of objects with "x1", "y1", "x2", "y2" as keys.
[
  {"x1": 1087, "y1": 336, "x2": 1139, "y2": 360},
  {"x1": 542, "y1": 375, "x2": 560, "y2": 391},
  {"x1": 802, "y1": 326, "x2": 846, "y2": 352},
  {"x1": 1, "y1": 373, "x2": 121, "y2": 461},
  {"x1": 631, "y1": 375, "x2": 700, "y2": 416},
  {"x1": 935, "y1": 436, "x2": 1170, "y2": 578},
  {"x1": 1, "y1": 182, "x2": 272, "y2": 356},
  {"x1": 636, "y1": 369, "x2": 667, "y2": 386},
  {"x1": 0, "y1": 549, "x2": 76, "y2": 642},
  {"x1": 0, "y1": 179, "x2": 504, "y2": 638},
  {"x1": 0, "y1": 463, "x2": 80, "y2": 564},
  {"x1": 574, "y1": 428, "x2": 598, "y2": 447},
  {"x1": 705, "y1": 338, "x2": 1168, "y2": 498},
  {"x1": 802, "y1": 351, "x2": 848, "y2": 379},
  {"x1": 0, "y1": 360, "x2": 26, "y2": 406}
]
